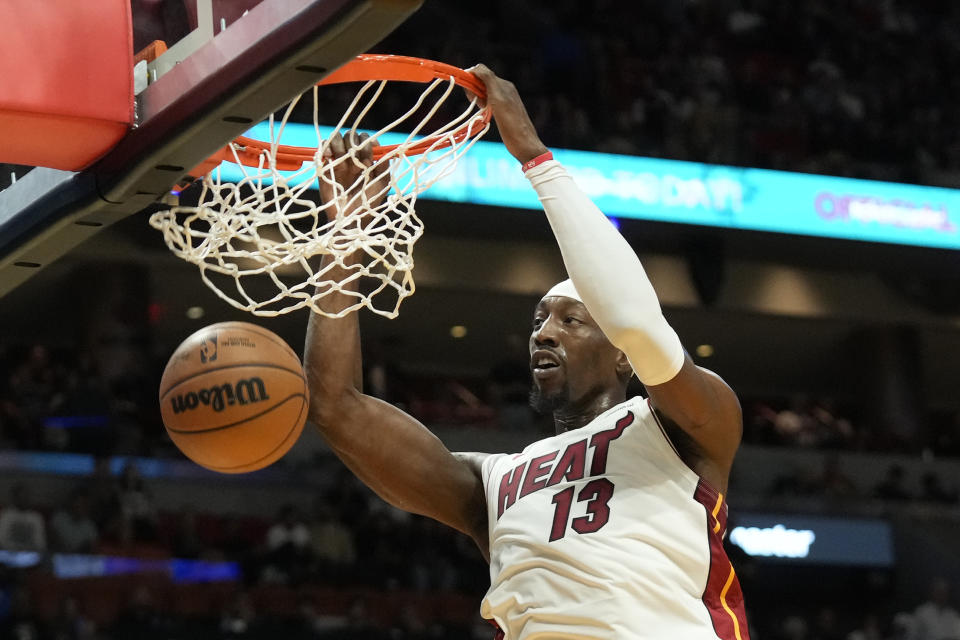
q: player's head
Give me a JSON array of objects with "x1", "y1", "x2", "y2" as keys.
[{"x1": 529, "y1": 279, "x2": 633, "y2": 421}]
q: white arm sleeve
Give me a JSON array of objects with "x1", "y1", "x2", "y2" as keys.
[{"x1": 526, "y1": 160, "x2": 686, "y2": 386}]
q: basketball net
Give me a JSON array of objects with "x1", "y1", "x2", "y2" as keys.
[{"x1": 149, "y1": 60, "x2": 490, "y2": 318}]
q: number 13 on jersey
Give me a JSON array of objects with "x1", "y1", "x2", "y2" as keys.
[{"x1": 549, "y1": 478, "x2": 616, "y2": 541}]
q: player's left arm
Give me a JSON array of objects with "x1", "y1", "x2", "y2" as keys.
[
  {"x1": 472, "y1": 65, "x2": 742, "y2": 470},
  {"x1": 643, "y1": 359, "x2": 742, "y2": 468}
]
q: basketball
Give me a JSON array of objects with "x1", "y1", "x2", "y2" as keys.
[{"x1": 159, "y1": 322, "x2": 309, "y2": 474}]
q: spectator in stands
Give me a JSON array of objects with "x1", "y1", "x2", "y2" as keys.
[
  {"x1": 780, "y1": 614, "x2": 810, "y2": 640},
  {"x1": 387, "y1": 604, "x2": 431, "y2": 639},
  {"x1": 773, "y1": 401, "x2": 812, "y2": 446},
  {"x1": 342, "y1": 598, "x2": 381, "y2": 640},
  {"x1": 116, "y1": 462, "x2": 158, "y2": 544},
  {"x1": 307, "y1": 500, "x2": 356, "y2": 584},
  {"x1": 48, "y1": 595, "x2": 96, "y2": 640},
  {"x1": 82, "y1": 457, "x2": 120, "y2": 530},
  {"x1": 290, "y1": 593, "x2": 348, "y2": 638},
  {"x1": 813, "y1": 606, "x2": 844, "y2": 640},
  {"x1": 929, "y1": 412, "x2": 960, "y2": 457},
  {"x1": 219, "y1": 591, "x2": 257, "y2": 638},
  {"x1": 264, "y1": 504, "x2": 311, "y2": 584},
  {"x1": 8, "y1": 345, "x2": 57, "y2": 423},
  {"x1": 0, "y1": 586, "x2": 43, "y2": 640},
  {"x1": 0, "y1": 483, "x2": 46, "y2": 551},
  {"x1": 818, "y1": 454, "x2": 858, "y2": 500},
  {"x1": 487, "y1": 341, "x2": 536, "y2": 431},
  {"x1": 891, "y1": 612, "x2": 917, "y2": 640},
  {"x1": 0, "y1": 397, "x2": 33, "y2": 452},
  {"x1": 914, "y1": 578, "x2": 960, "y2": 640},
  {"x1": 847, "y1": 613, "x2": 886, "y2": 640},
  {"x1": 4, "y1": 344, "x2": 56, "y2": 451},
  {"x1": 217, "y1": 515, "x2": 252, "y2": 563},
  {"x1": 809, "y1": 399, "x2": 855, "y2": 450},
  {"x1": 171, "y1": 505, "x2": 204, "y2": 559},
  {"x1": 49, "y1": 489, "x2": 98, "y2": 553},
  {"x1": 874, "y1": 464, "x2": 913, "y2": 501},
  {"x1": 769, "y1": 463, "x2": 820, "y2": 497},
  {"x1": 920, "y1": 472, "x2": 958, "y2": 505},
  {"x1": 110, "y1": 585, "x2": 173, "y2": 640}
]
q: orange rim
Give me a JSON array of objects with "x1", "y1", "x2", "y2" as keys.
[{"x1": 198, "y1": 55, "x2": 490, "y2": 173}]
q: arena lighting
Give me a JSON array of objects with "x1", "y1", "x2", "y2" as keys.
[
  {"x1": 0, "y1": 551, "x2": 239, "y2": 582},
  {"x1": 186, "y1": 306, "x2": 206, "y2": 319},
  {"x1": 213, "y1": 123, "x2": 960, "y2": 250},
  {"x1": 450, "y1": 325, "x2": 468, "y2": 338},
  {"x1": 729, "y1": 512, "x2": 894, "y2": 567},
  {"x1": 0, "y1": 550, "x2": 41, "y2": 568},
  {"x1": 695, "y1": 344, "x2": 714, "y2": 358},
  {"x1": 0, "y1": 451, "x2": 290, "y2": 481},
  {"x1": 729, "y1": 524, "x2": 816, "y2": 559}
]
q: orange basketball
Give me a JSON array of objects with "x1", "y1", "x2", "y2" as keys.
[{"x1": 159, "y1": 322, "x2": 308, "y2": 473}]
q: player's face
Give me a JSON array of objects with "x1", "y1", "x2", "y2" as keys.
[{"x1": 528, "y1": 296, "x2": 625, "y2": 414}]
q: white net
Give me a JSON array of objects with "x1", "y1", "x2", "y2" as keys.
[{"x1": 149, "y1": 73, "x2": 490, "y2": 318}]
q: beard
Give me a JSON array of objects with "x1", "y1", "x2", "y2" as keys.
[{"x1": 529, "y1": 384, "x2": 570, "y2": 414}]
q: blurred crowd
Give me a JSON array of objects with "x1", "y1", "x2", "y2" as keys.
[
  {"x1": 743, "y1": 397, "x2": 960, "y2": 455},
  {"x1": 3, "y1": 340, "x2": 960, "y2": 460},
  {"x1": 0, "y1": 581, "x2": 485, "y2": 640},
  {"x1": 41, "y1": 0, "x2": 956, "y2": 200},
  {"x1": 0, "y1": 460, "x2": 487, "y2": 639},
  {"x1": 0, "y1": 342, "x2": 161, "y2": 459},
  {"x1": 767, "y1": 456, "x2": 958, "y2": 505},
  {"x1": 0, "y1": 455, "x2": 958, "y2": 639},
  {"x1": 384, "y1": 0, "x2": 960, "y2": 188},
  {"x1": 748, "y1": 577, "x2": 960, "y2": 640},
  {"x1": 0, "y1": 462, "x2": 486, "y2": 594}
]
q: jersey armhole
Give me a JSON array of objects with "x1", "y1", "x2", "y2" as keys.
[
  {"x1": 647, "y1": 397, "x2": 683, "y2": 459},
  {"x1": 480, "y1": 453, "x2": 504, "y2": 498},
  {"x1": 647, "y1": 398, "x2": 725, "y2": 505}
]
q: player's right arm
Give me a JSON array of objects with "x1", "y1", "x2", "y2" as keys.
[
  {"x1": 304, "y1": 134, "x2": 489, "y2": 555},
  {"x1": 471, "y1": 65, "x2": 742, "y2": 490}
]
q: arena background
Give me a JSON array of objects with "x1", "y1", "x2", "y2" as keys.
[{"x1": 1, "y1": 1, "x2": 960, "y2": 638}]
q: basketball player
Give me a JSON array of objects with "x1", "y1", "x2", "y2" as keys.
[{"x1": 305, "y1": 65, "x2": 749, "y2": 639}]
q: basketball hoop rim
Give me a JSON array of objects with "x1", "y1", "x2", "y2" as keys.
[{"x1": 205, "y1": 54, "x2": 491, "y2": 171}]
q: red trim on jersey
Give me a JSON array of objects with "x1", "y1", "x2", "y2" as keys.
[{"x1": 694, "y1": 480, "x2": 750, "y2": 640}]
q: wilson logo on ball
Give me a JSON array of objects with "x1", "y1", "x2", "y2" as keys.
[
  {"x1": 170, "y1": 377, "x2": 270, "y2": 414},
  {"x1": 199, "y1": 334, "x2": 218, "y2": 363}
]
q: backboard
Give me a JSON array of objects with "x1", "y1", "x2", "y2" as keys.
[{"x1": 0, "y1": 0, "x2": 422, "y2": 298}]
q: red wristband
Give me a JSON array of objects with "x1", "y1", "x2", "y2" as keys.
[{"x1": 521, "y1": 151, "x2": 553, "y2": 173}]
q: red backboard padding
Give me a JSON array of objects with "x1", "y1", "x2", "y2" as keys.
[{"x1": 0, "y1": 1, "x2": 134, "y2": 170}]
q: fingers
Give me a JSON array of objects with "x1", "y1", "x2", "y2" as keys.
[
  {"x1": 468, "y1": 64, "x2": 494, "y2": 83},
  {"x1": 355, "y1": 132, "x2": 374, "y2": 167},
  {"x1": 462, "y1": 86, "x2": 485, "y2": 109},
  {"x1": 466, "y1": 64, "x2": 495, "y2": 106},
  {"x1": 325, "y1": 131, "x2": 376, "y2": 166},
  {"x1": 464, "y1": 64, "x2": 545, "y2": 164},
  {"x1": 319, "y1": 129, "x2": 389, "y2": 210},
  {"x1": 328, "y1": 132, "x2": 345, "y2": 158}
]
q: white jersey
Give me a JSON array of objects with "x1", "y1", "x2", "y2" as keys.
[{"x1": 480, "y1": 396, "x2": 749, "y2": 640}]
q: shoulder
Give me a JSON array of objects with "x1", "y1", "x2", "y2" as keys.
[
  {"x1": 646, "y1": 359, "x2": 742, "y2": 463},
  {"x1": 451, "y1": 451, "x2": 497, "y2": 560},
  {"x1": 452, "y1": 451, "x2": 494, "y2": 476}
]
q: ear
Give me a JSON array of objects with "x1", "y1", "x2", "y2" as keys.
[{"x1": 615, "y1": 350, "x2": 633, "y2": 381}]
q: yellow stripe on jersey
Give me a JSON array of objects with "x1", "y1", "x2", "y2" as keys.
[
  {"x1": 720, "y1": 564, "x2": 744, "y2": 640},
  {"x1": 711, "y1": 493, "x2": 724, "y2": 534}
]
